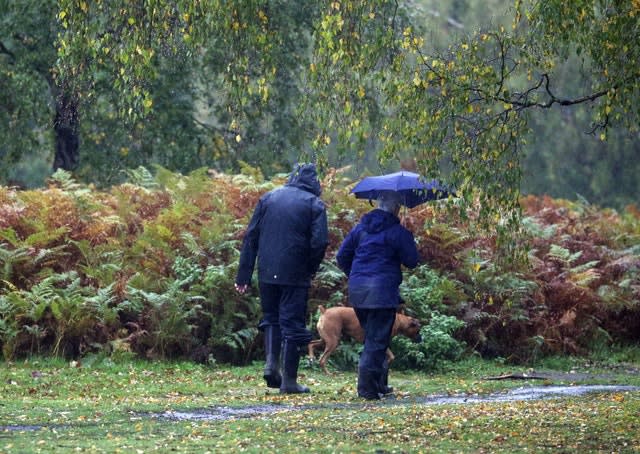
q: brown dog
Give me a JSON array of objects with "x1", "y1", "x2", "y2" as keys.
[{"x1": 307, "y1": 305, "x2": 422, "y2": 373}]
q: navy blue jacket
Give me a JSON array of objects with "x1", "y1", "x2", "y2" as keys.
[
  {"x1": 236, "y1": 164, "x2": 329, "y2": 287},
  {"x1": 336, "y1": 209, "x2": 418, "y2": 308}
]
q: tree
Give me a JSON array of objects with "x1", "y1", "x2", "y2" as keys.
[
  {"x1": 412, "y1": 0, "x2": 640, "y2": 210},
  {"x1": 55, "y1": 0, "x2": 329, "y2": 179},
  {"x1": 301, "y1": 0, "x2": 640, "y2": 243},
  {"x1": 3, "y1": 1, "x2": 638, "y2": 239},
  {"x1": 1, "y1": 1, "x2": 324, "y2": 186},
  {"x1": 192, "y1": 0, "x2": 324, "y2": 174},
  {"x1": 0, "y1": 0, "x2": 57, "y2": 186}
]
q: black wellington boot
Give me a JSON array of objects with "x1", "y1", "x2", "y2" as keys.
[
  {"x1": 263, "y1": 326, "x2": 282, "y2": 389},
  {"x1": 379, "y1": 359, "x2": 393, "y2": 395},
  {"x1": 357, "y1": 366, "x2": 382, "y2": 400},
  {"x1": 280, "y1": 340, "x2": 310, "y2": 394}
]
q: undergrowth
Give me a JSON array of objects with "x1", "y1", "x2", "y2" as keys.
[{"x1": 0, "y1": 168, "x2": 639, "y2": 368}]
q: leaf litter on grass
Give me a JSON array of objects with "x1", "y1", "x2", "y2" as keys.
[
  {"x1": 2, "y1": 358, "x2": 640, "y2": 452},
  {"x1": 146, "y1": 383, "x2": 639, "y2": 422}
]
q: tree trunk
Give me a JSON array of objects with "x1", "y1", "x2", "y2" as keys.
[{"x1": 53, "y1": 91, "x2": 80, "y2": 171}]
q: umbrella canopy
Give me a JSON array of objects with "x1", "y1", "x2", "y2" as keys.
[{"x1": 351, "y1": 171, "x2": 454, "y2": 208}]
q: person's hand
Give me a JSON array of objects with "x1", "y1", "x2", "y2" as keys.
[{"x1": 235, "y1": 283, "x2": 249, "y2": 294}]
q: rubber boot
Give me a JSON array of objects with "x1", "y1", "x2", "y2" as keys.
[
  {"x1": 263, "y1": 326, "x2": 282, "y2": 389},
  {"x1": 279, "y1": 340, "x2": 310, "y2": 394},
  {"x1": 357, "y1": 366, "x2": 382, "y2": 400},
  {"x1": 379, "y1": 359, "x2": 393, "y2": 395}
]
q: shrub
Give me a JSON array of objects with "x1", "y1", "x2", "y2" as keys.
[
  {"x1": 1, "y1": 168, "x2": 639, "y2": 366},
  {"x1": 391, "y1": 313, "x2": 465, "y2": 372}
]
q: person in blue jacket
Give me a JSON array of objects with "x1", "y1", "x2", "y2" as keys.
[
  {"x1": 235, "y1": 163, "x2": 328, "y2": 394},
  {"x1": 336, "y1": 190, "x2": 419, "y2": 399}
]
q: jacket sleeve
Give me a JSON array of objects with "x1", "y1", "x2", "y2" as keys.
[
  {"x1": 397, "y1": 227, "x2": 419, "y2": 270},
  {"x1": 308, "y1": 199, "x2": 329, "y2": 276},
  {"x1": 336, "y1": 226, "x2": 359, "y2": 276},
  {"x1": 235, "y1": 198, "x2": 265, "y2": 285}
]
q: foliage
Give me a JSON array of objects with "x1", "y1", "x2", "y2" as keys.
[
  {"x1": 3, "y1": 1, "x2": 639, "y2": 237},
  {"x1": 0, "y1": 271, "x2": 119, "y2": 359},
  {"x1": 0, "y1": 168, "x2": 639, "y2": 366},
  {"x1": 391, "y1": 313, "x2": 465, "y2": 371},
  {"x1": 400, "y1": 264, "x2": 465, "y2": 318},
  {"x1": 124, "y1": 282, "x2": 203, "y2": 360},
  {"x1": 0, "y1": 0, "x2": 56, "y2": 186},
  {"x1": 299, "y1": 0, "x2": 639, "y2": 245}
]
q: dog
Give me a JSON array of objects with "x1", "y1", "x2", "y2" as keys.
[{"x1": 307, "y1": 305, "x2": 422, "y2": 373}]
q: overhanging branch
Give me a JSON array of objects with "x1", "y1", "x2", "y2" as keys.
[{"x1": 510, "y1": 73, "x2": 610, "y2": 110}]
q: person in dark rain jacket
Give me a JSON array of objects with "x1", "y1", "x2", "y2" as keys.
[
  {"x1": 235, "y1": 163, "x2": 328, "y2": 394},
  {"x1": 336, "y1": 190, "x2": 419, "y2": 399}
]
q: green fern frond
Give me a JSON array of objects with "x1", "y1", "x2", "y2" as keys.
[
  {"x1": 152, "y1": 164, "x2": 184, "y2": 190},
  {"x1": 49, "y1": 169, "x2": 83, "y2": 192},
  {"x1": 25, "y1": 227, "x2": 70, "y2": 248},
  {"x1": 569, "y1": 269, "x2": 601, "y2": 287},
  {"x1": 208, "y1": 240, "x2": 240, "y2": 256},
  {"x1": 522, "y1": 216, "x2": 557, "y2": 239},
  {"x1": 425, "y1": 224, "x2": 469, "y2": 248},
  {"x1": 0, "y1": 229, "x2": 21, "y2": 247},
  {"x1": 0, "y1": 243, "x2": 31, "y2": 282},
  {"x1": 231, "y1": 165, "x2": 278, "y2": 191},
  {"x1": 570, "y1": 260, "x2": 600, "y2": 274},
  {"x1": 221, "y1": 327, "x2": 258, "y2": 351},
  {"x1": 547, "y1": 244, "x2": 582, "y2": 265},
  {"x1": 314, "y1": 260, "x2": 345, "y2": 288},
  {"x1": 123, "y1": 166, "x2": 160, "y2": 189},
  {"x1": 85, "y1": 283, "x2": 119, "y2": 326},
  {"x1": 0, "y1": 294, "x2": 23, "y2": 322},
  {"x1": 179, "y1": 233, "x2": 204, "y2": 257}
]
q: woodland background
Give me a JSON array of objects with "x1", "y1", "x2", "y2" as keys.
[
  {"x1": 1, "y1": 1, "x2": 639, "y2": 368},
  {"x1": 1, "y1": 0, "x2": 638, "y2": 210}
]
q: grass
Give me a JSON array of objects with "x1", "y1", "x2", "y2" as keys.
[{"x1": 1, "y1": 353, "x2": 639, "y2": 453}]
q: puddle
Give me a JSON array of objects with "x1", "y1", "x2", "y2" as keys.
[
  {"x1": 3, "y1": 385, "x2": 637, "y2": 429},
  {"x1": 150, "y1": 384, "x2": 639, "y2": 422},
  {"x1": 1, "y1": 425, "x2": 44, "y2": 432},
  {"x1": 155, "y1": 404, "x2": 294, "y2": 421},
  {"x1": 413, "y1": 384, "x2": 640, "y2": 405}
]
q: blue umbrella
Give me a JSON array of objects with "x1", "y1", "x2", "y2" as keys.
[{"x1": 351, "y1": 171, "x2": 454, "y2": 208}]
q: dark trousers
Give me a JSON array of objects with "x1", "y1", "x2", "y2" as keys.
[
  {"x1": 353, "y1": 307, "x2": 396, "y2": 374},
  {"x1": 258, "y1": 283, "x2": 312, "y2": 346}
]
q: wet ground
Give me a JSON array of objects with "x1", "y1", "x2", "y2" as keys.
[
  {"x1": 153, "y1": 384, "x2": 640, "y2": 422},
  {"x1": 3, "y1": 383, "x2": 638, "y2": 431}
]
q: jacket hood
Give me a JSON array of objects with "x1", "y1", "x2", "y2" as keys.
[
  {"x1": 286, "y1": 163, "x2": 322, "y2": 196},
  {"x1": 361, "y1": 209, "x2": 400, "y2": 234}
]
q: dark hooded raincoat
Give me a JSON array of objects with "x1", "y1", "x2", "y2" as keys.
[
  {"x1": 336, "y1": 209, "x2": 418, "y2": 308},
  {"x1": 236, "y1": 164, "x2": 329, "y2": 288}
]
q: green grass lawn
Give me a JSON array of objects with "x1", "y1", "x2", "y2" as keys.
[{"x1": 1, "y1": 355, "x2": 639, "y2": 453}]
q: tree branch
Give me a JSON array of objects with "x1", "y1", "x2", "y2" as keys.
[{"x1": 509, "y1": 73, "x2": 610, "y2": 110}]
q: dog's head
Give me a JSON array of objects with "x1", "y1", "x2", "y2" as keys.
[{"x1": 396, "y1": 314, "x2": 422, "y2": 343}]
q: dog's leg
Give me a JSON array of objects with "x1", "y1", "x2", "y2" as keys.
[
  {"x1": 307, "y1": 340, "x2": 323, "y2": 363},
  {"x1": 385, "y1": 348, "x2": 395, "y2": 364},
  {"x1": 318, "y1": 338, "x2": 339, "y2": 374}
]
